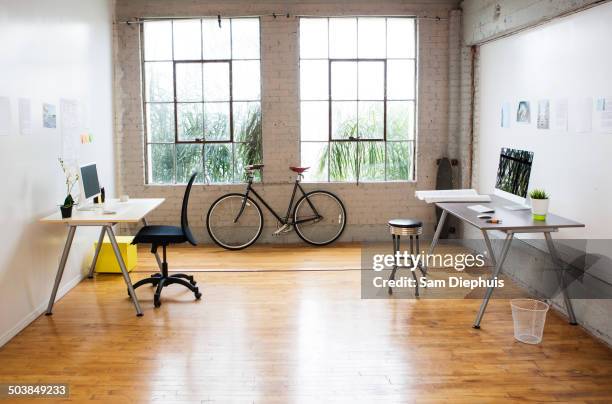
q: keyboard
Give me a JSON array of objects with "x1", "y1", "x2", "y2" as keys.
[{"x1": 467, "y1": 204, "x2": 495, "y2": 214}]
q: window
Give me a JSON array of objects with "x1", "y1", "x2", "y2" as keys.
[
  {"x1": 299, "y1": 17, "x2": 416, "y2": 182},
  {"x1": 142, "y1": 18, "x2": 262, "y2": 184}
]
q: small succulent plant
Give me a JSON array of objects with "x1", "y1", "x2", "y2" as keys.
[{"x1": 529, "y1": 189, "x2": 549, "y2": 200}]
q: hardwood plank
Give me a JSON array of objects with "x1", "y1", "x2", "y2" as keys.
[{"x1": 0, "y1": 245, "x2": 610, "y2": 403}]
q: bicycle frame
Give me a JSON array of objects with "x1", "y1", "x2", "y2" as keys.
[{"x1": 234, "y1": 175, "x2": 322, "y2": 226}]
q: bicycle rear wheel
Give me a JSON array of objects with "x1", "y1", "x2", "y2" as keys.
[
  {"x1": 293, "y1": 191, "x2": 346, "y2": 246},
  {"x1": 206, "y1": 193, "x2": 263, "y2": 250}
]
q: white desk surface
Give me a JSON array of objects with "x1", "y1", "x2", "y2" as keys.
[{"x1": 40, "y1": 198, "x2": 165, "y2": 224}]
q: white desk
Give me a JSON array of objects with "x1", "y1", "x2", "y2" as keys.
[{"x1": 40, "y1": 198, "x2": 165, "y2": 316}]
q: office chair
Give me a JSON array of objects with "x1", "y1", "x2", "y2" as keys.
[{"x1": 130, "y1": 172, "x2": 201, "y2": 307}]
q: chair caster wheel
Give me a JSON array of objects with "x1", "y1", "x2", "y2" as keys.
[
  {"x1": 195, "y1": 291, "x2": 202, "y2": 300},
  {"x1": 154, "y1": 295, "x2": 161, "y2": 308}
]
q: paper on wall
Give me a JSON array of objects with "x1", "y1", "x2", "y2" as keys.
[
  {"x1": 18, "y1": 98, "x2": 32, "y2": 135},
  {"x1": 0, "y1": 97, "x2": 11, "y2": 136},
  {"x1": 60, "y1": 98, "x2": 80, "y2": 162},
  {"x1": 501, "y1": 102, "x2": 511, "y2": 128},
  {"x1": 553, "y1": 99, "x2": 568, "y2": 132},
  {"x1": 575, "y1": 97, "x2": 593, "y2": 134},
  {"x1": 595, "y1": 96, "x2": 612, "y2": 133}
]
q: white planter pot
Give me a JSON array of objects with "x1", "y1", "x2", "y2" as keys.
[{"x1": 531, "y1": 198, "x2": 549, "y2": 220}]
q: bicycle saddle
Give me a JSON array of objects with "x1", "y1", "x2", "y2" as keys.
[
  {"x1": 289, "y1": 166, "x2": 310, "y2": 173},
  {"x1": 246, "y1": 164, "x2": 264, "y2": 170}
]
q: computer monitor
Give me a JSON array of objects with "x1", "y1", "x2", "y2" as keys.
[
  {"x1": 494, "y1": 147, "x2": 534, "y2": 207},
  {"x1": 79, "y1": 163, "x2": 101, "y2": 204}
]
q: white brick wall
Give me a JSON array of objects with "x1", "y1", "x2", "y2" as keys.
[{"x1": 113, "y1": 0, "x2": 459, "y2": 243}]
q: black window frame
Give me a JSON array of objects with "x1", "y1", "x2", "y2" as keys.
[{"x1": 140, "y1": 17, "x2": 262, "y2": 184}]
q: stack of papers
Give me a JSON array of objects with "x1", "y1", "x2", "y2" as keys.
[{"x1": 415, "y1": 189, "x2": 491, "y2": 203}]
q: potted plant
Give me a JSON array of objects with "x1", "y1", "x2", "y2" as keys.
[
  {"x1": 529, "y1": 189, "x2": 549, "y2": 221},
  {"x1": 58, "y1": 158, "x2": 79, "y2": 218}
]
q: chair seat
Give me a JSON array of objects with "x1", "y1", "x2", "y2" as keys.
[
  {"x1": 132, "y1": 225, "x2": 186, "y2": 245},
  {"x1": 289, "y1": 166, "x2": 310, "y2": 173},
  {"x1": 388, "y1": 219, "x2": 422, "y2": 228}
]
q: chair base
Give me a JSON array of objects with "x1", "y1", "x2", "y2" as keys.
[{"x1": 130, "y1": 273, "x2": 201, "y2": 308}]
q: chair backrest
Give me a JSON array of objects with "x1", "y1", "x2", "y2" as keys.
[{"x1": 181, "y1": 172, "x2": 198, "y2": 246}]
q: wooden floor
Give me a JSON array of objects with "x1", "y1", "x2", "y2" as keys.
[{"x1": 1, "y1": 245, "x2": 612, "y2": 403}]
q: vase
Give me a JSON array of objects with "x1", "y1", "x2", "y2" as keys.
[{"x1": 531, "y1": 199, "x2": 549, "y2": 221}]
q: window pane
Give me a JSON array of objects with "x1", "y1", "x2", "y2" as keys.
[
  {"x1": 331, "y1": 101, "x2": 357, "y2": 140},
  {"x1": 387, "y1": 101, "x2": 414, "y2": 140},
  {"x1": 358, "y1": 101, "x2": 384, "y2": 139},
  {"x1": 301, "y1": 101, "x2": 328, "y2": 141},
  {"x1": 149, "y1": 143, "x2": 174, "y2": 184},
  {"x1": 203, "y1": 62, "x2": 230, "y2": 101},
  {"x1": 300, "y1": 18, "x2": 328, "y2": 59},
  {"x1": 358, "y1": 18, "x2": 386, "y2": 58},
  {"x1": 233, "y1": 102, "x2": 261, "y2": 142},
  {"x1": 177, "y1": 103, "x2": 203, "y2": 140},
  {"x1": 386, "y1": 141, "x2": 412, "y2": 180},
  {"x1": 146, "y1": 103, "x2": 174, "y2": 143},
  {"x1": 331, "y1": 61, "x2": 357, "y2": 101},
  {"x1": 176, "y1": 144, "x2": 203, "y2": 183},
  {"x1": 176, "y1": 63, "x2": 203, "y2": 102},
  {"x1": 387, "y1": 19, "x2": 415, "y2": 59},
  {"x1": 231, "y1": 19, "x2": 260, "y2": 59},
  {"x1": 235, "y1": 142, "x2": 262, "y2": 182},
  {"x1": 144, "y1": 21, "x2": 172, "y2": 61},
  {"x1": 173, "y1": 19, "x2": 201, "y2": 60},
  {"x1": 202, "y1": 18, "x2": 231, "y2": 59},
  {"x1": 301, "y1": 142, "x2": 328, "y2": 182},
  {"x1": 145, "y1": 62, "x2": 173, "y2": 102},
  {"x1": 358, "y1": 141, "x2": 385, "y2": 181},
  {"x1": 204, "y1": 102, "x2": 229, "y2": 141},
  {"x1": 358, "y1": 61, "x2": 384, "y2": 100},
  {"x1": 329, "y1": 18, "x2": 356, "y2": 59},
  {"x1": 205, "y1": 144, "x2": 233, "y2": 183},
  {"x1": 329, "y1": 141, "x2": 357, "y2": 181},
  {"x1": 232, "y1": 60, "x2": 260, "y2": 101},
  {"x1": 300, "y1": 60, "x2": 328, "y2": 101},
  {"x1": 387, "y1": 60, "x2": 415, "y2": 100}
]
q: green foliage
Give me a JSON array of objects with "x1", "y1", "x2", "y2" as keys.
[
  {"x1": 317, "y1": 108, "x2": 411, "y2": 181},
  {"x1": 529, "y1": 189, "x2": 549, "y2": 199},
  {"x1": 148, "y1": 103, "x2": 262, "y2": 184}
]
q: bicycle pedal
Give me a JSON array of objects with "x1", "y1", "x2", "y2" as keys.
[{"x1": 273, "y1": 224, "x2": 292, "y2": 235}]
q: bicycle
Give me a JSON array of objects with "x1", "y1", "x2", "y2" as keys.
[{"x1": 206, "y1": 165, "x2": 347, "y2": 250}]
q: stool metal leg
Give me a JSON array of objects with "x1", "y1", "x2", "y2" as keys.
[{"x1": 388, "y1": 235, "x2": 398, "y2": 295}]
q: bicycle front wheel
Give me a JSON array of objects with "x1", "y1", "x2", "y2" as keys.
[
  {"x1": 206, "y1": 193, "x2": 263, "y2": 250},
  {"x1": 293, "y1": 191, "x2": 346, "y2": 246}
]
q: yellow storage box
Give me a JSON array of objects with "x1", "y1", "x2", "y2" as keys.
[{"x1": 94, "y1": 236, "x2": 137, "y2": 273}]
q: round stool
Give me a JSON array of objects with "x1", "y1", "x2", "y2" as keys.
[{"x1": 388, "y1": 219, "x2": 424, "y2": 296}]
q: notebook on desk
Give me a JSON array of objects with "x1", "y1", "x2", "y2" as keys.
[{"x1": 415, "y1": 189, "x2": 491, "y2": 203}]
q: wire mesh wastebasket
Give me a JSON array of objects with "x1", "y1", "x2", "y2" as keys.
[{"x1": 510, "y1": 299, "x2": 550, "y2": 344}]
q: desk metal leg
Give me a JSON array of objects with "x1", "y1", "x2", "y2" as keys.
[
  {"x1": 46, "y1": 225, "x2": 77, "y2": 315},
  {"x1": 481, "y1": 230, "x2": 497, "y2": 267},
  {"x1": 543, "y1": 232, "x2": 578, "y2": 325},
  {"x1": 473, "y1": 232, "x2": 513, "y2": 329},
  {"x1": 87, "y1": 226, "x2": 107, "y2": 279},
  {"x1": 106, "y1": 225, "x2": 143, "y2": 316},
  {"x1": 423, "y1": 210, "x2": 447, "y2": 276}
]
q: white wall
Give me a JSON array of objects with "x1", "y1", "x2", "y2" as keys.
[
  {"x1": 475, "y1": 1, "x2": 612, "y2": 344},
  {"x1": 0, "y1": 0, "x2": 115, "y2": 346},
  {"x1": 477, "y1": 1, "x2": 612, "y2": 239}
]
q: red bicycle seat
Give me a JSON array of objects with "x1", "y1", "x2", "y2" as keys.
[{"x1": 289, "y1": 166, "x2": 310, "y2": 173}]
